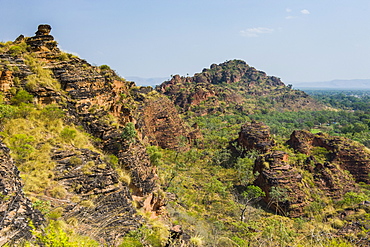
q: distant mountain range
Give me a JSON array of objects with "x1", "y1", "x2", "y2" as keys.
[
  {"x1": 125, "y1": 76, "x2": 169, "y2": 87},
  {"x1": 292, "y1": 79, "x2": 370, "y2": 89}
]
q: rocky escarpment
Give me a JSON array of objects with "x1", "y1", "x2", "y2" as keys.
[
  {"x1": 238, "y1": 121, "x2": 358, "y2": 217},
  {"x1": 0, "y1": 24, "x2": 190, "y2": 244},
  {"x1": 0, "y1": 142, "x2": 44, "y2": 245},
  {"x1": 50, "y1": 147, "x2": 142, "y2": 244},
  {"x1": 287, "y1": 130, "x2": 370, "y2": 183},
  {"x1": 157, "y1": 60, "x2": 324, "y2": 114}
]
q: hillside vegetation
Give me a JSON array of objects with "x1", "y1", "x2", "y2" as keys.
[{"x1": 0, "y1": 25, "x2": 369, "y2": 247}]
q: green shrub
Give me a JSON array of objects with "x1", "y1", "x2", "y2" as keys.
[
  {"x1": 337, "y1": 192, "x2": 367, "y2": 207},
  {"x1": 58, "y1": 52, "x2": 70, "y2": 61},
  {"x1": 10, "y1": 89, "x2": 33, "y2": 105},
  {"x1": 69, "y1": 156, "x2": 83, "y2": 166},
  {"x1": 8, "y1": 133, "x2": 35, "y2": 159},
  {"x1": 41, "y1": 105, "x2": 65, "y2": 120},
  {"x1": 32, "y1": 200, "x2": 51, "y2": 213},
  {"x1": 9, "y1": 44, "x2": 27, "y2": 56},
  {"x1": 50, "y1": 186, "x2": 67, "y2": 199},
  {"x1": 121, "y1": 122, "x2": 137, "y2": 143},
  {"x1": 60, "y1": 127, "x2": 77, "y2": 143},
  {"x1": 146, "y1": 146, "x2": 163, "y2": 166},
  {"x1": 99, "y1": 64, "x2": 111, "y2": 71},
  {"x1": 0, "y1": 104, "x2": 15, "y2": 120},
  {"x1": 104, "y1": 154, "x2": 119, "y2": 168}
]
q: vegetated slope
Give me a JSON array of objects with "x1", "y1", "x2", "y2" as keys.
[
  {"x1": 0, "y1": 25, "x2": 190, "y2": 246},
  {"x1": 157, "y1": 59, "x2": 324, "y2": 115},
  {"x1": 1, "y1": 24, "x2": 369, "y2": 247},
  {"x1": 154, "y1": 60, "x2": 370, "y2": 245}
]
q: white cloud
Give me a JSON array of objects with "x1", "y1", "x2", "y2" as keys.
[
  {"x1": 285, "y1": 16, "x2": 296, "y2": 20},
  {"x1": 301, "y1": 9, "x2": 310, "y2": 15},
  {"x1": 286, "y1": 8, "x2": 292, "y2": 13},
  {"x1": 240, "y1": 27, "x2": 274, "y2": 37}
]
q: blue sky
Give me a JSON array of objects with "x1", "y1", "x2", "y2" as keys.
[{"x1": 1, "y1": 0, "x2": 370, "y2": 83}]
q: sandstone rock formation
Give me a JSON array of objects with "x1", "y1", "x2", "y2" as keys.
[
  {"x1": 0, "y1": 70, "x2": 13, "y2": 91},
  {"x1": 287, "y1": 130, "x2": 370, "y2": 183},
  {"x1": 0, "y1": 25, "x2": 190, "y2": 244},
  {"x1": 51, "y1": 147, "x2": 142, "y2": 244},
  {"x1": 238, "y1": 121, "x2": 359, "y2": 217},
  {"x1": 237, "y1": 121, "x2": 275, "y2": 153},
  {"x1": 0, "y1": 142, "x2": 44, "y2": 245},
  {"x1": 26, "y1": 24, "x2": 58, "y2": 52},
  {"x1": 157, "y1": 60, "x2": 324, "y2": 114}
]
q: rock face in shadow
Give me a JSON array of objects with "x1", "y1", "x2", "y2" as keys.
[{"x1": 0, "y1": 142, "x2": 44, "y2": 245}]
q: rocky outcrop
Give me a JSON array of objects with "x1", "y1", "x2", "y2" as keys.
[
  {"x1": 0, "y1": 142, "x2": 44, "y2": 245},
  {"x1": 26, "y1": 24, "x2": 58, "y2": 52},
  {"x1": 0, "y1": 25, "x2": 188, "y2": 244},
  {"x1": 237, "y1": 121, "x2": 275, "y2": 153},
  {"x1": 287, "y1": 130, "x2": 370, "y2": 183},
  {"x1": 50, "y1": 147, "x2": 142, "y2": 245},
  {"x1": 157, "y1": 60, "x2": 324, "y2": 114},
  {"x1": 136, "y1": 93, "x2": 189, "y2": 150},
  {"x1": 237, "y1": 122, "x2": 359, "y2": 217},
  {"x1": 0, "y1": 70, "x2": 13, "y2": 91},
  {"x1": 253, "y1": 150, "x2": 357, "y2": 217},
  {"x1": 254, "y1": 151, "x2": 306, "y2": 217}
]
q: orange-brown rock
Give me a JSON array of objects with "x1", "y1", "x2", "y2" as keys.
[
  {"x1": 253, "y1": 150, "x2": 357, "y2": 217},
  {"x1": 26, "y1": 24, "x2": 58, "y2": 52},
  {"x1": 238, "y1": 124, "x2": 359, "y2": 217},
  {"x1": 287, "y1": 130, "x2": 370, "y2": 183},
  {"x1": 136, "y1": 93, "x2": 189, "y2": 150},
  {"x1": 157, "y1": 60, "x2": 324, "y2": 114},
  {"x1": 0, "y1": 25, "x2": 189, "y2": 243},
  {"x1": 238, "y1": 121, "x2": 275, "y2": 153},
  {"x1": 0, "y1": 70, "x2": 13, "y2": 91},
  {"x1": 254, "y1": 151, "x2": 306, "y2": 217}
]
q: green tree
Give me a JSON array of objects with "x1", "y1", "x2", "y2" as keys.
[
  {"x1": 268, "y1": 186, "x2": 288, "y2": 215},
  {"x1": 236, "y1": 185, "x2": 265, "y2": 222},
  {"x1": 122, "y1": 122, "x2": 137, "y2": 143}
]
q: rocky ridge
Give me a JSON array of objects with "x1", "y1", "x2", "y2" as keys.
[
  {"x1": 0, "y1": 24, "x2": 189, "y2": 245},
  {"x1": 157, "y1": 60, "x2": 324, "y2": 115}
]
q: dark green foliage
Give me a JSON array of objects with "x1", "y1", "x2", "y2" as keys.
[
  {"x1": 99, "y1": 64, "x2": 111, "y2": 71},
  {"x1": 306, "y1": 89, "x2": 370, "y2": 111},
  {"x1": 10, "y1": 89, "x2": 34, "y2": 105},
  {"x1": 32, "y1": 200, "x2": 51, "y2": 213},
  {"x1": 121, "y1": 122, "x2": 137, "y2": 143},
  {"x1": 242, "y1": 185, "x2": 265, "y2": 202},
  {"x1": 337, "y1": 192, "x2": 367, "y2": 207}
]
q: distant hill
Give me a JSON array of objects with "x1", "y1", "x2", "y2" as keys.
[
  {"x1": 292, "y1": 79, "x2": 370, "y2": 90},
  {"x1": 125, "y1": 76, "x2": 169, "y2": 87},
  {"x1": 157, "y1": 60, "x2": 324, "y2": 114}
]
